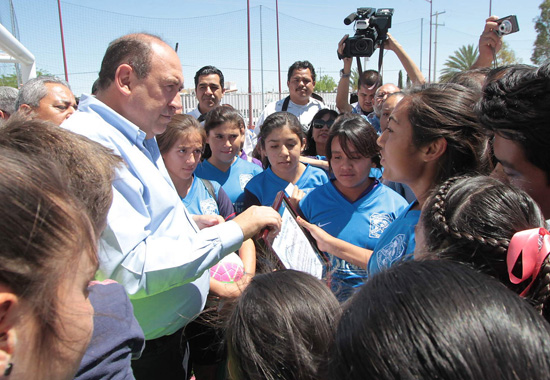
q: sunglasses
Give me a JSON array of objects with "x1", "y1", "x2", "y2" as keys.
[{"x1": 312, "y1": 119, "x2": 334, "y2": 129}]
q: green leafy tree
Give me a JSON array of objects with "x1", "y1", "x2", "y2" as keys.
[
  {"x1": 533, "y1": 0, "x2": 550, "y2": 64},
  {"x1": 439, "y1": 44, "x2": 479, "y2": 82},
  {"x1": 497, "y1": 41, "x2": 521, "y2": 66},
  {"x1": 0, "y1": 69, "x2": 52, "y2": 88},
  {"x1": 0, "y1": 72, "x2": 19, "y2": 88},
  {"x1": 439, "y1": 43, "x2": 520, "y2": 82},
  {"x1": 315, "y1": 74, "x2": 337, "y2": 92}
]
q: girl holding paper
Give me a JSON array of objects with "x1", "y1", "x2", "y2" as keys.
[{"x1": 244, "y1": 112, "x2": 329, "y2": 208}]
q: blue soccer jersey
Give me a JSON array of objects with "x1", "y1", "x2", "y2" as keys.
[
  {"x1": 244, "y1": 164, "x2": 329, "y2": 208},
  {"x1": 300, "y1": 180, "x2": 407, "y2": 298},
  {"x1": 368, "y1": 201, "x2": 420, "y2": 276},
  {"x1": 181, "y1": 176, "x2": 235, "y2": 220},
  {"x1": 195, "y1": 157, "x2": 262, "y2": 214}
]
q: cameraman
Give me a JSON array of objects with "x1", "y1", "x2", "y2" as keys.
[{"x1": 336, "y1": 33, "x2": 424, "y2": 116}]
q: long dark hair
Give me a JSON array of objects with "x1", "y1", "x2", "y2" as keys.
[
  {"x1": 325, "y1": 113, "x2": 380, "y2": 169},
  {"x1": 227, "y1": 269, "x2": 340, "y2": 380},
  {"x1": 477, "y1": 64, "x2": 550, "y2": 183},
  {"x1": 406, "y1": 83, "x2": 491, "y2": 184},
  {"x1": 420, "y1": 175, "x2": 550, "y2": 318},
  {"x1": 0, "y1": 147, "x2": 97, "y2": 372},
  {"x1": 302, "y1": 109, "x2": 339, "y2": 157},
  {"x1": 328, "y1": 259, "x2": 550, "y2": 380},
  {"x1": 201, "y1": 105, "x2": 245, "y2": 160}
]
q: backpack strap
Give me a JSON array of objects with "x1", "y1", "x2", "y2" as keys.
[
  {"x1": 281, "y1": 96, "x2": 291, "y2": 112},
  {"x1": 199, "y1": 178, "x2": 217, "y2": 203}
]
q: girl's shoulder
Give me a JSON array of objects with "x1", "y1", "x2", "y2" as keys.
[
  {"x1": 300, "y1": 164, "x2": 330, "y2": 184},
  {"x1": 233, "y1": 156, "x2": 263, "y2": 174}
]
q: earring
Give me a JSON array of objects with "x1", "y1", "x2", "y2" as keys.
[{"x1": 3, "y1": 363, "x2": 12, "y2": 376}]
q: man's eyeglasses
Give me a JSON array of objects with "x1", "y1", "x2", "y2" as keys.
[{"x1": 312, "y1": 119, "x2": 334, "y2": 129}]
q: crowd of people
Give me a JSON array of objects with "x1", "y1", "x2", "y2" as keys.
[{"x1": 1, "y1": 14, "x2": 550, "y2": 380}]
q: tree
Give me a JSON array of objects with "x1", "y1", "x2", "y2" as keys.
[
  {"x1": 497, "y1": 41, "x2": 521, "y2": 66},
  {"x1": 0, "y1": 72, "x2": 19, "y2": 88},
  {"x1": 398, "y1": 70, "x2": 403, "y2": 88},
  {"x1": 439, "y1": 44, "x2": 479, "y2": 82},
  {"x1": 439, "y1": 43, "x2": 520, "y2": 82},
  {"x1": 315, "y1": 74, "x2": 337, "y2": 92},
  {"x1": 532, "y1": 0, "x2": 550, "y2": 65},
  {"x1": 0, "y1": 69, "x2": 52, "y2": 88}
]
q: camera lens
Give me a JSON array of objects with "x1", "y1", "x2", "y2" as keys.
[
  {"x1": 355, "y1": 39, "x2": 369, "y2": 52},
  {"x1": 499, "y1": 20, "x2": 512, "y2": 35}
]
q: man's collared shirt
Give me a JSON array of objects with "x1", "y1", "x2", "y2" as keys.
[
  {"x1": 254, "y1": 97, "x2": 325, "y2": 135},
  {"x1": 63, "y1": 94, "x2": 243, "y2": 340}
]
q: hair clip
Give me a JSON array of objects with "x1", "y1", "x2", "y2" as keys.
[{"x1": 507, "y1": 227, "x2": 550, "y2": 296}]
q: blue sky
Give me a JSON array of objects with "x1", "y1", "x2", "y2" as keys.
[{"x1": 1, "y1": 0, "x2": 542, "y2": 95}]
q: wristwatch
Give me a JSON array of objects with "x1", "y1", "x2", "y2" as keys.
[{"x1": 340, "y1": 69, "x2": 351, "y2": 78}]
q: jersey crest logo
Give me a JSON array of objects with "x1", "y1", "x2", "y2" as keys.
[
  {"x1": 200, "y1": 198, "x2": 218, "y2": 216},
  {"x1": 369, "y1": 213, "x2": 394, "y2": 238},
  {"x1": 376, "y1": 234, "x2": 406, "y2": 270},
  {"x1": 239, "y1": 174, "x2": 254, "y2": 190}
]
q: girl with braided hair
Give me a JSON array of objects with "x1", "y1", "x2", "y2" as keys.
[{"x1": 417, "y1": 175, "x2": 550, "y2": 321}]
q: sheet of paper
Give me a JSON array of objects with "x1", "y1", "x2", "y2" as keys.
[
  {"x1": 284, "y1": 182, "x2": 295, "y2": 197},
  {"x1": 271, "y1": 204, "x2": 324, "y2": 279}
]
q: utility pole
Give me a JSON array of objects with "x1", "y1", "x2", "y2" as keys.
[
  {"x1": 427, "y1": 0, "x2": 432, "y2": 82},
  {"x1": 432, "y1": 10, "x2": 445, "y2": 82},
  {"x1": 260, "y1": 5, "x2": 265, "y2": 109},
  {"x1": 420, "y1": 18, "x2": 423, "y2": 72}
]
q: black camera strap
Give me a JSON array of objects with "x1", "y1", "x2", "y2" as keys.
[
  {"x1": 356, "y1": 56, "x2": 363, "y2": 76},
  {"x1": 378, "y1": 40, "x2": 385, "y2": 73},
  {"x1": 354, "y1": 41, "x2": 385, "y2": 77}
]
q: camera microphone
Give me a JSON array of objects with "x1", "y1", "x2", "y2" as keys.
[{"x1": 344, "y1": 12, "x2": 357, "y2": 25}]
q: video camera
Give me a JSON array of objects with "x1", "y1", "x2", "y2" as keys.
[{"x1": 338, "y1": 7, "x2": 394, "y2": 59}]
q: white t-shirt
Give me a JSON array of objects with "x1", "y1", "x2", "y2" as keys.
[{"x1": 254, "y1": 97, "x2": 325, "y2": 136}]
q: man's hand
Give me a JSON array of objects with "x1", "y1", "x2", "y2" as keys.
[
  {"x1": 471, "y1": 16, "x2": 503, "y2": 69},
  {"x1": 233, "y1": 205, "x2": 282, "y2": 241},
  {"x1": 192, "y1": 214, "x2": 225, "y2": 230},
  {"x1": 383, "y1": 33, "x2": 399, "y2": 52},
  {"x1": 338, "y1": 34, "x2": 353, "y2": 71}
]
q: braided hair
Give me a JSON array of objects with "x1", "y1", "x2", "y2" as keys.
[{"x1": 420, "y1": 175, "x2": 550, "y2": 319}]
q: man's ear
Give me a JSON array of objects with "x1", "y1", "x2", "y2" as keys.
[
  {"x1": 421, "y1": 137, "x2": 447, "y2": 163},
  {"x1": 0, "y1": 290, "x2": 19, "y2": 373},
  {"x1": 17, "y1": 104, "x2": 34, "y2": 116},
  {"x1": 114, "y1": 64, "x2": 134, "y2": 97}
]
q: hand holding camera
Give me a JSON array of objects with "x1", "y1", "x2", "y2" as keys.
[
  {"x1": 338, "y1": 7, "x2": 394, "y2": 59},
  {"x1": 472, "y1": 15, "x2": 519, "y2": 69}
]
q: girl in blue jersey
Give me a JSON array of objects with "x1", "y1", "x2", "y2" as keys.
[
  {"x1": 300, "y1": 83, "x2": 491, "y2": 277},
  {"x1": 244, "y1": 112, "x2": 329, "y2": 208},
  {"x1": 194, "y1": 105, "x2": 263, "y2": 214},
  {"x1": 158, "y1": 114, "x2": 256, "y2": 379},
  {"x1": 299, "y1": 114, "x2": 408, "y2": 299},
  {"x1": 158, "y1": 113, "x2": 256, "y2": 296}
]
